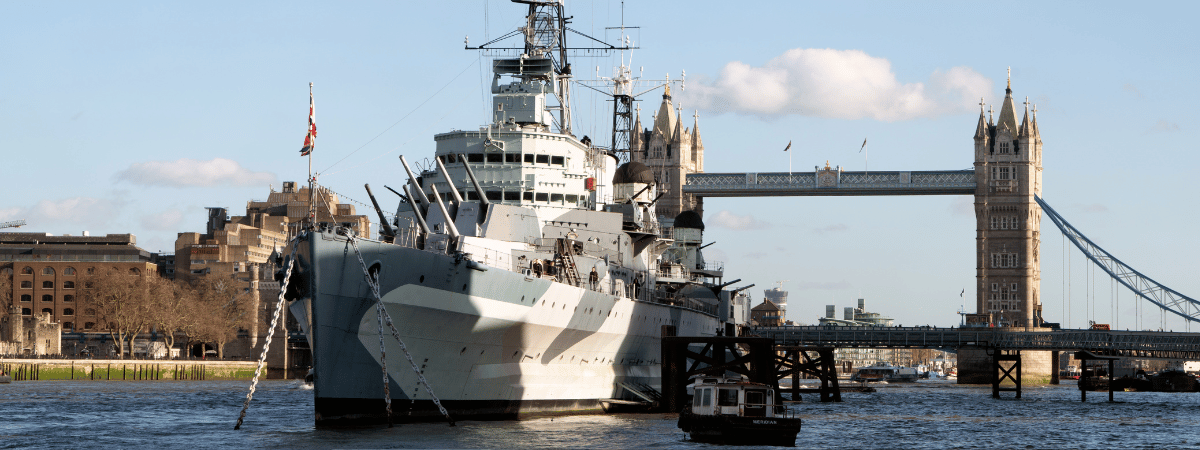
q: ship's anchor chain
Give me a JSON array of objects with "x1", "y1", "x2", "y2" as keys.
[
  {"x1": 346, "y1": 235, "x2": 455, "y2": 426},
  {"x1": 234, "y1": 250, "x2": 296, "y2": 430}
]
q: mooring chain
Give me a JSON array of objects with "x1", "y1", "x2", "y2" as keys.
[
  {"x1": 234, "y1": 252, "x2": 296, "y2": 430},
  {"x1": 346, "y1": 235, "x2": 455, "y2": 426},
  {"x1": 376, "y1": 299, "x2": 394, "y2": 426}
]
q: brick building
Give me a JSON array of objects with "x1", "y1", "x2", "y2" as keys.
[{"x1": 0, "y1": 232, "x2": 156, "y2": 334}]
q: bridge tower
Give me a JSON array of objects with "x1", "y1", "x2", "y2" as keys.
[
  {"x1": 973, "y1": 74, "x2": 1043, "y2": 328},
  {"x1": 631, "y1": 86, "x2": 705, "y2": 220}
]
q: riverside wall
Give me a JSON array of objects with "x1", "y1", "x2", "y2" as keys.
[{"x1": 0, "y1": 359, "x2": 287, "y2": 381}]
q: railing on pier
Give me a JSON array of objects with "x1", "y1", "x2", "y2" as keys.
[
  {"x1": 752, "y1": 325, "x2": 1200, "y2": 359},
  {"x1": 684, "y1": 170, "x2": 977, "y2": 197}
]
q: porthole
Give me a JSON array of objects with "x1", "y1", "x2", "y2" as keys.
[
  {"x1": 419, "y1": 275, "x2": 425, "y2": 283},
  {"x1": 463, "y1": 284, "x2": 468, "y2": 291}
]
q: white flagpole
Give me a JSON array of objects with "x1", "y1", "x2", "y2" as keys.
[
  {"x1": 785, "y1": 140, "x2": 793, "y2": 175},
  {"x1": 859, "y1": 137, "x2": 868, "y2": 174}
]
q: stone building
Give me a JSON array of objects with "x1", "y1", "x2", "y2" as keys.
[
  {"x1": 0, "y1": 232, "x2": 157, "y2": 335},
  {"x1": 973, "y1": 75, "x2": 1044, "y2": 328},
  {"x1": 0, "y1": 310, "x2": 61, "y2": 355},
  {"x1": 629, "y1": 86, "x2": 705, "y2": 221},
  {"x1": 960, "y1": 75, "x2": 1054, "y2": 384},
  {"x1": 174, "y1": 181, "x2": 369, "y2": 366}
]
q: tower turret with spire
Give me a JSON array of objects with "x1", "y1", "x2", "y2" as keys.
[
  {"x1": 973, "y1": 70, "x2": 1043, "y2": 329},
  {"x1": 630, "y1": 86, "x2": 706, "y2": 220}
]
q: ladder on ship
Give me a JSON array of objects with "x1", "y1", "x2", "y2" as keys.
[{"x1": 556, "y1": 238, "x2": 582, "y2": 286}]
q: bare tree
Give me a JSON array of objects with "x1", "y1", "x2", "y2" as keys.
[
  {"x1": 0, "y1": 268, "x2": 13, "y2": 340},
  {"x1": 78, "y1": 268, "x2": 153, "y2": 359},
  {"x1": 0, "y1": 267, "x2": 12, "y2": 320},
  {"x1": 194, "y1": 276, "x2": 252, "y2": 358},
  {"x1": 147, "y1": 276, "x2": 196, "y2": 359}
]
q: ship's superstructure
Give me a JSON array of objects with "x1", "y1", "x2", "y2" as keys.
[{"x1": 284, "y1": 1, "x2": 747, "y2": 425}]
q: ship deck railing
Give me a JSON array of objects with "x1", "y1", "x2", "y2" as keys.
[{"x1": 391, "y1": 227, "x2": 720, "y2": 318}]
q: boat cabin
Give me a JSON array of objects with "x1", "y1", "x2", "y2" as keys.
[
  {"x1": 689, "y1": 376, "x2": 777, "y2": 417},
  {"x1": 679, "y1": 376, "x2": 802, "y2": 446}
]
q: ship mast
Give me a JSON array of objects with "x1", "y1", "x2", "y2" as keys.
[{"x1": 468, "y1": 0, "x2": 629, "y2": 137}]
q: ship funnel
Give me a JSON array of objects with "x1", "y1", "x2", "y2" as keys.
[
  {"x1": 826, "y1": 305, "x2": 835, "y2": 319},
  {"x1": 844, "y1": 307, "x2": 855, "y2": 321}
]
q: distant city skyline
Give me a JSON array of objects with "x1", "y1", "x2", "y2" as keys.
[{"x1": 2, "y1": 1, "x2": 1197, "y2": 329}]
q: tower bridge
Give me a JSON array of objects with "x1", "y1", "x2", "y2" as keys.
[
  {"x1": 680, "y1": 77, "x2": 1199, "y2": 330},
  {"x1": 661, "y1": 77, "x2": 1200, "y2": 392}
]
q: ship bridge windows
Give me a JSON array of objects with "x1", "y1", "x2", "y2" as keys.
[
  {"x1": 551, "y1": 156, "x2": 564, "y2": 165},
  {"x1": 505, "y1": 153, "x2": 520, "y2": 163},
  {"x1": 535, "y1": 193, "x2": 549, "y2": 202},
  {"x1": 504, "y1": 191, "x2": 520, "y2": 201},
  {"x1": 523, "y1": 192, "x2": 534, "y2": 201},
  {"x1": 467, "y1": 153, "x2": 485, "y2": 163},
  {"x1": 524, "y1": 154, "x2": 534, "y2": 163},
  {"x1": 485, "y1": 191, "x2": 502, "y2": 201},
  {"x1": 536, "y1": 154, "x2": 549, "y2": 164},
  {"x1": 550, "y1": 193, "x2": 563, "y2": 202},
  {"x1": 486, "y1": 153, "x2": 503, "y2": 163},
  {"x1": 466, "y1": 191, "x2": 479, "y2": 201},
  {"x1": 565, "y1": 194, "x2": 579, "y2": 204}
]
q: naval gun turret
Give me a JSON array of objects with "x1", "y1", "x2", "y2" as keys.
[{"x1": 606, "y1": 162, "x2": 659, "y2": 235}]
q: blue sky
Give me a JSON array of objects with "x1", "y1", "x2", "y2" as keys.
[{"x1": 2, "y1": 1, "x2": 1197, "y2": 329}]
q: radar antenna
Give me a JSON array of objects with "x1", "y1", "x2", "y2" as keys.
[{"x1": 467, "y1": 0, "x2": 631, "y2": 136}]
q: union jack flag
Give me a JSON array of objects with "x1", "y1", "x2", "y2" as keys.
[{"x1": 300, "y1": 85, "x2": 316, "y2": 156}]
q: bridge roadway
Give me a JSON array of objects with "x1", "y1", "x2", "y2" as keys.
[
  {"x1": 683, "y1": 170, "x2": 976, "y2": 196},
  {"x1": 752, "y1": 325, "x2": 1200, "y2": 360}
]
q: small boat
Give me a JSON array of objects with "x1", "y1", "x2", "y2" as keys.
[
  {"x1": 677, "y1": 376, "x2": 802, "y2": 446},
  {"x1": 0, "y1": 371, "x2": 10, "y2": 384},
  {"x1": 851, "y1": 363, "x2": 919, "y2": 383}
]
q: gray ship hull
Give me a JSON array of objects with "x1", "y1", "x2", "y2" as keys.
[{"x1": 291, "y1": 230, "x2": 720, "y2": 425}]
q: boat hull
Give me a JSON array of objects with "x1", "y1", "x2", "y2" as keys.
[
  {"x1": 293, "y1": 231, "x2": 720, "y2": 425},
  {"x1": 678, "y1": 409, "x2": 801, "y2": 446}
]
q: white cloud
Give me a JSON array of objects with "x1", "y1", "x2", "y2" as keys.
[
  {"x1": 796, "y1": 280, "x2": 853, "y2": 290},
  {"x1": 708, "y1": 210, "x2": 771, "y2": 230},
  {"x1": 115, "y1": 158, "x2": 276, "y2": 187},
  {"x1": 679, "y1": 48, "x2": 992, "y2": 121},
  {"x1": 813, "y1": 224, "x2": 848, "y2": 234},
  {"x1": 950, "y1": 197, "x2": 974, "y2": 216},
  {"x1": 1150, "y1": 120, "x2": 1180, "y2": 133},
  {"x1": 1, "y1": 197, "x2": 125, "y2": 227},
  {"x1": 140, "y1": 209, "x2": 185, "y2": 231},
  {"x1": 1123, "y1": 83, "x2": 1143, "y2": 98}
]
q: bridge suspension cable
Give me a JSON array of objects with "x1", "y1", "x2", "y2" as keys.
[{"x1": 1036, "y1": 195, "x2": 1200, "y2": 324}]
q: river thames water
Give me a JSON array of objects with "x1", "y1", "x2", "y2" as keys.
[{"x1": 3, "y1": 379, "x2": 1200, "y2": 449}]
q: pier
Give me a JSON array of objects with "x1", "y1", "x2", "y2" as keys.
[{"x1": 0, "y1": 359, "x2": 260, "y2": 381}]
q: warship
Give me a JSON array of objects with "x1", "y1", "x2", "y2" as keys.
[{"x1": 282, "y1": 0, "x2": 750, "y2": 425}]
